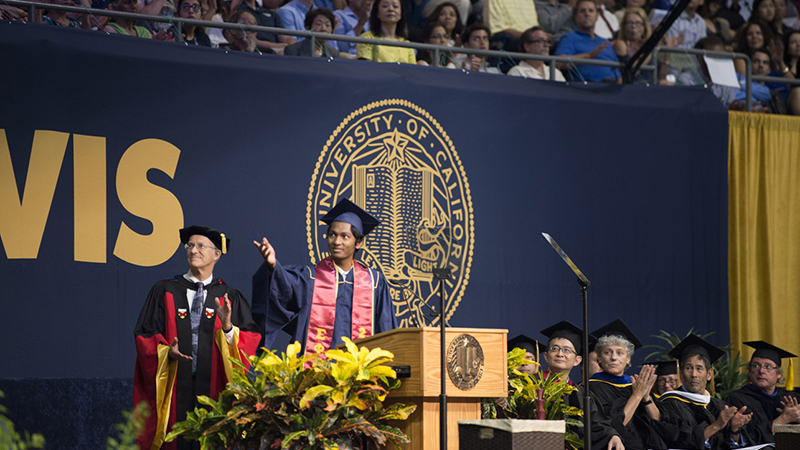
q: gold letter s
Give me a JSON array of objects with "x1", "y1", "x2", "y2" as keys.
[{"x1": 113, "y1": 139, "x2": 183, "y2": 267}]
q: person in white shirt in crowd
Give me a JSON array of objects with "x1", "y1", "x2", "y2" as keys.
[
  {"x1": 593, "y1": 0, "x2": 618, "y2": 39},
  {"x1": 508, "y1": 26, "x2": 566, "y2": 80}
]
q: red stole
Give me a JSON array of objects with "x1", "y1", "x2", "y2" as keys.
[{"x1": 305, "y1": 257, "x2": 375, "y2": 355}]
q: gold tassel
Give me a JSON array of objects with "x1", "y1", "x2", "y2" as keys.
[
  {"x1": 535, "y1": 340, "x2": 540, "y2": 364},
  {"x1": 787, "y1": 358, "x2": 794, "y2": 391},
  {"x1": 710, "y1": 371, "x2": 716, "y2": 397},
  {"x1": 676, "y1": 360, "x2": 681, "y2": 389},
  {"x1": 220, "y1": 233, "x2": 227, "y2": 254}
]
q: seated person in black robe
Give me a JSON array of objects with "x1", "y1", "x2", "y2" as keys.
[
  {"x1": 651, "y1": 360, "x2": 678, "y2": 399},
  {"x1": 727, "y1": 340, "x2": 800, "y2": 445},
  {"x1": 588, "y1": 319, "x2": 677, "y2": 450},
  {"x1": 539, "y1": 320, "x2": 625, "y2": 450},
  {"x1": 658, "y1": 334, "x2": 753, "y2": 450}
]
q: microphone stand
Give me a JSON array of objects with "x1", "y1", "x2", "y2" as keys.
[
  {"x1": 388, "y1": 279, "x2": 452, "y2": 327},
  {"x1": 432, "y1": 267, "x2": 451, "y2": 450},
  {"x1": 541, "y1": 233, "x2": 591, "y2": 450}
]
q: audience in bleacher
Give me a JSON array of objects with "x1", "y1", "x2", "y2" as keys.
[
  {"x1": 535, "y1": 0, "x2": 574, "y2": 43},
  {"x1": 332, "y1": 0, "x2": 372, "y2": 56},
  {"x1": 508, "y1": 26, "x2": 566, "y2": 80},
  {"x1": 284, "y1": 8, "x2": 341, "y2": 56},
  {"x1": 416, "y1": 21, "x2": 456, "y2": 67},
  {"x1": 555, "y1": 0, "x2": 621, "y2": 82},
  {"x1": 177, "y1": 0, "x2": 212, "y2": 45},
  {"x1": 9, "y1": 0, "x2": 800, "y2": 113},
  {"x1": 454, "y1": 23, "x2": 500, "y2": 73},
  {"x1": 226, "y1": 9, "x2": 259, "y2": 51},
  {"x1": 427, "y1": 2, "x2": 462, "y2": 46},
  {"x1": 234, "y1": 0, "x2": 294, "y2": 51},
  {"x1": 357, "y1": 0, "x2": 415, "y2": 63}
]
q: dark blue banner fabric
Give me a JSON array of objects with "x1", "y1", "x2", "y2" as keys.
[{"x1": 1, "y1": 22, "x2": 729, "y2": 380}]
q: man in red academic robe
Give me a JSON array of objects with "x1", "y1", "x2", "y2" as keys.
[{"x1": 133, "y1": 226, "x2": 261, "y2": 450}]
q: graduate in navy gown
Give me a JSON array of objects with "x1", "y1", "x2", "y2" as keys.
[{"x1": 252, "y1": 198, "x2": 397, "y2": 354}]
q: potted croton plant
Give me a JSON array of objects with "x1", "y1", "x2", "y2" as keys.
[
  {"x1": 473, "y1": 347, "x2": 584, "y2": 450},
  {"x1": 166, "y1": 338, "x2": 416, "y2": 450}
]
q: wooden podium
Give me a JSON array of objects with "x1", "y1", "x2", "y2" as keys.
[{"x1": 353, "y1": 327, "x2": 508, "y2": 450}]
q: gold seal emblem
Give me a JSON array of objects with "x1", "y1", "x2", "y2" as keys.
[
  {"x1": 307, "y1": 100, "x2": 474, "y2": 327},
  {"x1": 446, "y1": 334, "x2": 484, "y2": 390}
]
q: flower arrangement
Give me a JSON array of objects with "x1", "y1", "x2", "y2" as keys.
[
  {"x1": 166, "y1": 338, "x2": 416, "y2": 450},
  {"x1": 483, "y1": 348, "x2": 585, "y2": 450}
]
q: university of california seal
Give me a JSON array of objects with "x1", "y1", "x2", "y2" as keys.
[
  {"x1": 446, "y1": 333, "x2": 484, "y2": 390},
  {"x1": 307, "y1": 100, "x2": 474, "y2": 327}
]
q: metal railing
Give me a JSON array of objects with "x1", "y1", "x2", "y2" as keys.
[{"x1": 5, "y1": 0, "x2": 800, "y2": 110}]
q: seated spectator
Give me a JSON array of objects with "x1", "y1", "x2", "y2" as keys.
[
  {"x1": 484, "y1": 0, "x2": 539, "y2": 51},
  {"x1": 717, "y1": 0, "x2": 748, "y2": 31},
  {"x1": 135, "y1": 0, "x2": 179, "y2": 36},
  {"x1": 417, "y1": 22, "x2": 456, "y2": 67},
  {"x1": 176, "y1": 0, "x2": 212, "y2": 45},
  {"x1": 428, "y1": 2, "x2": 463, "y2": 46},
  {"x1": 226, "y1": 10, "x2": 259, "y2": 51},
  {"x1": 421, "y1": 0, "x2": 469, "y2": 29},
  {"x1": 735, "y1": 48, "x2": 777, "y2": 106},
  {"x1": 454, "y1": 23, "x2": 501, "y2": 73},
  {"x1": 233, "y1": 0, "x2": 295, "y2": 52},
  {"x1": 106, "y1": 0, "x2": 173, "y2": 39},
  {"x1": 593, "y1": 0, "x2": 618, "y2": 40},
  {"x1": 613, "y1": 7, "x2": 658, "y2": 80},
  {"x1": 665, "y1": 0, "x2": 707, "y2": 49},
  {"x1": 700, "y1": 0, "x2": 735, "y2": 46},
  {"x1": 333, "y1": 0, "x2": 372, "y2": 56},
  {"x1": 784, "y1": 30, "x2": 800, "y2": 114},
  {"x1": 284, "y1": 8, "x2": 341, "y2": 56},
  {"x1": 733, "y1": 20, "x2": 774, "y2": 73},
  {"x1": 535, "y1": 0, "x2": 574, "y2": 43},
  {"x1": 357, "y1": 0, "x2": 416, "y2": 63},
  {"x1": 42, "y1": 0, "x2": 83, "y2": 27},
  {"x1": 278, "y1": 0, "x2": 315, "y2": 33},
  {"x1": 555, "y1": 0, "x2": 621, "y2": 82},
  {"x1": 771, "y1": 0, "x2": 786, "y2": 42},
  {"x1": 751, "y1": 0, "x2": 777, "y2": 30},
  {"x1": 508, "y1": 26, "x2": 566, "y2": 80}
]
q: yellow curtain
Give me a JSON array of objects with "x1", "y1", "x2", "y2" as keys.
[{"x1": 729, "y1": 111, "x2": 800, "y2": 387}]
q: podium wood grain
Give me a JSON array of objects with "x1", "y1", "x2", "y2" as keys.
[{"x1": 352, "y1": 327, "x2": 508, "y2": 450}]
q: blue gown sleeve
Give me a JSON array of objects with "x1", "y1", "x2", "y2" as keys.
[
  {"x1": 372, "y1": 270, "x2": 397, "y2": 333},
  {"x1": 252, "y1": 260, "x2": 313, "y2": 349}
]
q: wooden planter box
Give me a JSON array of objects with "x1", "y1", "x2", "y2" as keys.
[{"x1": 457, "y1": 419, "x2": 565, "y2": 450}]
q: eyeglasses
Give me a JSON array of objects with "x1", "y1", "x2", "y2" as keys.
[
  {"x1": 750, "y1": 362, "x2": 777, "y2": 372},
  {"x1": 180, "y1": 3, "x2": 202, "y2": 12},
  {"x1": 528, "y1": 38, "x2": 552, "y2": 45},
  {"x1": 624, "y1": 21, "x2": 644, "y2": 27},
  {"x1": 185, "y1": 242, "x2": 217, "y2": 251},
  {"x1": 548, "y1": 345, "x2": 576, "y2": 355}
]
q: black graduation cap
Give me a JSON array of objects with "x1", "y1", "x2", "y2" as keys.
[
  {"x1": 540, "y1": 320, "x2": 586, "y2": 354},
  {"x1": 508, "y1": 334, "x2": 546, "y2": 355},
  {"x1": 590, "y1": 319, "x2": 643, "y2": 349},
  {"x1": 652, "y1": 360, "x2": 678, "y2": 376},
  {"x1": 668, "y1": 334, "x2": 725, "y2": 365},
  {"x1": 744, "y1": 341, "x2": 797, "y2": 367},
  {"x1": 180, "y1": 225, "x2": 230, "y2": 254},
  {"x1": 321, "y1": 198, "x2": 380, "y2": 236}
]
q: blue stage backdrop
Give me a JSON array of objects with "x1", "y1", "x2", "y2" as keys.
[{"x1": 1, "y1": 22, "x2": 730, "y2": 383}]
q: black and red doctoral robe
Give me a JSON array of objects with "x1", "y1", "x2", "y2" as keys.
[{"x1": 133, "y1": 275, "x2": 261, "y2": 450}]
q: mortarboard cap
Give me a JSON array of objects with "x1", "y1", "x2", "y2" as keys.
[
  {"x1": 653, "y1": 360, "x2": 678, "y2": 376},
  {"x1": 590, "y1": 319, "x2": 643, "y2": 349},
  {"x1": 180, "y1": 225, "x2": 230, "y2": 254},
  {"x1": 508, "y1": 334, "x2": 547, "y2": 355},
  {"x1": 321, "y1": 198, "x2": 380, "y2": 236},
  {"x1": 744, "y1": 341, "x2": 797, "y2": 367},
  {"x1": 540, "y1": 320, "x2": 586, "y2": 354},
  {"x1": 668, "y1": 334, "x2": 725, "y2": 365}
]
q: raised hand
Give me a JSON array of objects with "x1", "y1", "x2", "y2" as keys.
[
  {"x1": 253, "y1": 237, "x2": 276, "y2": 269},
  {"x1": 777, "y1": 396, "x2": 800, "y2": 423},
  {"x1": 215, "y1": 293, "x2": 232, "y2": 331},
  {"x1": 631, "y1": 364, "x2": 656, "y2": 400},
  {"x1": 730, "y1": 405, "x2": 751, "y2": 431}
]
